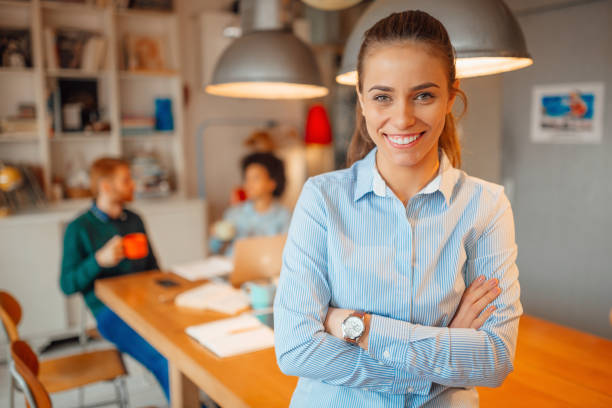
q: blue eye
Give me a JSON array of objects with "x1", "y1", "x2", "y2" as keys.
[
  {"x1": 415, "y1": 92, "x2": 434, "y2": 101},
  {"x1": 374, "y1": 94, "x2": 391, "y2": 102}
]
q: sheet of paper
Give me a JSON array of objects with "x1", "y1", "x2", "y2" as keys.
[
  {"x1": 174, "y1": 282, "x2": 250, "y2": 315},
  {"x1": 186, "y1": 315, "x2": 275, "y2": 358},
  {"x1": 171, "y1": 256, "x2": 234, "y2": 281}
]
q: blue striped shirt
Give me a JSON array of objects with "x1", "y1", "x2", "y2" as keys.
[{"x1": 274, "y1": 148, "x2": 522, "y2": 407}]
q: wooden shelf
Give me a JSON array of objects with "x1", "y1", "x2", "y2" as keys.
[
  {"x1": 122, "y1": 131, "x2": 174, "y2": 140},
  {"x1": 119, "y1": 70, "x2": 179, "y2": 79},
  {"x1": 0, "y1": 0, "x2": 186, "y2": 199},
  {"x1": 46, "y1": 69, "x2": 108, "y2": 79},
  {"x1": 50, "y1": 132, "x2": 110, "y2": 142},
  {"x1": 116, "y1": 8, "x2": 175, "y2": 19},
  {"x1": 0, "y1": 0, "x2": 31, "y2": 8},
  {"x1": 0, "y1": 132, "x2": 38, "y2": 142},
  {"x1": 0, "y1": 67, "x2": 35, "y2": 75},
  {"x1": 40, "y1": 0, "x2": 106, "y2": 13}
]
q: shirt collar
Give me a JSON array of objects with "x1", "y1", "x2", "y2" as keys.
[
  {"x1": 353, "y1": 148, "x2": 378, "y2": 202},
  {"x1": 90, "y1": 201, "x2": 127, "y2": 222},
  {"x1": 353, "y1": 147, "x2": 456, "y2": 205}
]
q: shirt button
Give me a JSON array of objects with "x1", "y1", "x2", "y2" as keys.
[
  {"x1": 407, "y1": 386, "x2": 414, "y2": 393},
  {"x1": 434, "y1": 367, "x2": 441, "y2": 374},
  {"x1": 383, "y1": 350, "x2": 390, "y2": 359}
]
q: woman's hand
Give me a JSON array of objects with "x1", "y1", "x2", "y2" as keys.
[
  {"x1": 324, "y1": 307, "x2": 371, "y2": 350},
  {"x1": 449, "y1": 276, "x2": 501, "y2": 329},
  {"x1": 323, "y1": 275, "x2": 500, "y2": 349},
  {"x1": 323, "y1": 307, "x2": 351, "y2": 339}
]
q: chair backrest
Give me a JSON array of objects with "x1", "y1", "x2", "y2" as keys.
[
  {"x1": 0, "y1": 291, "x2": 21, "y2": 342},
  {"x1": 10, "y1": 340, "x2": 51, "y2": 408},
  {"x1": 230, "y1": 234, "x2": 287, "y2": 287}
]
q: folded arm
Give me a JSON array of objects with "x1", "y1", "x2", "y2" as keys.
[
  {"x1": 274, "y1": 180, "x2": 429, "y2": 394},
  {"x1": 362, "y1": 194, "x2": 522, "y2": 387}
]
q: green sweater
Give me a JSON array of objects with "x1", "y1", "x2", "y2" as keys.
[{"x1": 60, "y1": 206, "x2": 159, "y2": 317}]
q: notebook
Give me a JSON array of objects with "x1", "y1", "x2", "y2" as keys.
[
  {"x1": 174, "y1": 282, "x2": 250, "y2": 315},
  {"x1": 186, "y1": 314, "x2": 275, "y2": 358},
  {"x1": 171, "y1": 256, "x2": 234, "y2": 281}
]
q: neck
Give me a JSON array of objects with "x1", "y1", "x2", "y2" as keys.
[
  {"x1": 96, "y1": 195, "x2": 123, "y2": 219},
  {"x1": 376, "y1": 148, "x2": 440, "y2": 205},
  {"x1": 253, "y1": 196, "x2": 274, "y2": 213}
]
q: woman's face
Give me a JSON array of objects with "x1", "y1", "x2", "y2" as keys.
[
  {"x1": 357, "y1": 42, "x2": 458, "y2": 170},
  {"x1": 244, "y1": 163, "x2": 276, "y2": 201}
]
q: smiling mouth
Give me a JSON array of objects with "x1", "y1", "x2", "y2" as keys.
[{"x1": 384, "y1": 132, "x2": 425, "y2": 147}]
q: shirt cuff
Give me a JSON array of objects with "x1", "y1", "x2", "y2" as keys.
[{"x1": 367, "y1": 314, "x2": 432, "y2": 395}]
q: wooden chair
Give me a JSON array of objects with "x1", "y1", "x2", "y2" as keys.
[
  {"x1": 0, "y1": 291, "x2": 129, "y2": 408},
  {"x1": 10, "y1": 340, "x2": 52, "y2": 408}
]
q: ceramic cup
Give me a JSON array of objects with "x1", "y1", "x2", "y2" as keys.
[
  {"x1": 242, "y1": 280, "x2": 276, "y2": 310},
  {"x1": 123, "y1": 233, "x2": 149, "y2": 260}
]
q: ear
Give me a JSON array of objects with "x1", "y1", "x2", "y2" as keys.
[
  {"x1": 99, "y1": 178, "x2": 112, "y2": 194},
  {"x1": 447, "y1": 79, "x2": 461, "y2": 114},
  {"x1": 268, "y1": 178, "x2": 277, "y2": 193},
  {"x1": 356, "y1": 86, "x2": 365, "y2": 117}
]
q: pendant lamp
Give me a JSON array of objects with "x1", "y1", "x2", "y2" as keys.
[
  {"x1": 206, "y1": 29, "x2": 328, "y2": 99},
  {"x1": 302, "y1": 0, "x2": 363, "y2": 10},
  {"x1": 336, "y1": 0, "x2": 533, "y2": 85},
  {"x1": 304, "y1": 104, "x2": 332, "y2": 145}
]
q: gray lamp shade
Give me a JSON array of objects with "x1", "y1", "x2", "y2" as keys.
[
  {"x1": 302, "y1": 0, "x2": 363, "y2": 10},
  {"x1": 337, "y1": 0, "x2": 533, "y2": 85},
  {"x1": 206, "y1": 30, "x2": 329, "y2": 99}
]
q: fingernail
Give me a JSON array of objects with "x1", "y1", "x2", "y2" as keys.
[
  {"x1": 489, "y1": 279, "x2": 498, "y2": 286},
  {"x1": 477, "y1": 276, "x2": 485, "y2": 282}
]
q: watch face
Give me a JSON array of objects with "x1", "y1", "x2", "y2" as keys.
[{"x1": 343, "y1": 316, "x2": 365, "y2": 339}]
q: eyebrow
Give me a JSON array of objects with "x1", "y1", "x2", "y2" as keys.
[{"x1": 367, "y1": 82, "x2": 440, "y2": 93}]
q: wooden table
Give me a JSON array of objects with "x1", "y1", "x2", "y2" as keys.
[
  {"x1": 96, "y1": 272, "x2": 612, "y2": 407},
  {"x1": 477, "y1": 315, "x2": 612, "y2": 407},
  {"x1": 95, "y1": 271, "x2": 297, "y2": 408}
]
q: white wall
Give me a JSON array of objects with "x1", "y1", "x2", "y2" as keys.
[
  {"x1": 501, "y1": 0, "x2": 612, "y2": 339},
  {"x1": 177, "y1": 0, "x2": 306, "y2": 221},
  {"x1": 457, "y1": 76, "x2": 503, "y2": 183}
]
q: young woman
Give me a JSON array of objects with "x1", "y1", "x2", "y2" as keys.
[
  {"x1": 209, "y1": 152, "x2": 291, "y2": 255},
  {"x1": 274, "y1": 10, "x2": 521, "y2": 407}
]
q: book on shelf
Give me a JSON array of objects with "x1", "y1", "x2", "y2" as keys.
[
  {"x1": 121, "y1": 116, "x2": 155, "y2": 135},
  {"x1": 123, "y1": 33, "x2": 167, "y2": 72},
  {"x1": 44, "y1": 27, "x2": 107, "y2": 71},
  {"x1": 0, "y1": 28, "x2": 32, "y2": 69}
]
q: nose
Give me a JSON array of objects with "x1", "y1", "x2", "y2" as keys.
[{"x1": 393, "y1": 99, "x2": 417, "y2": 129}]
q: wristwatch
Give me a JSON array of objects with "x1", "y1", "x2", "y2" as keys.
[{"x1": 342, "y1": 311, "x2": 366, "y2": 345}]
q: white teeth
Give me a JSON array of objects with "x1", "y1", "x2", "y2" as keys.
[{"x1": 387, "y1": 133, "x2": 421, "y2": 145}]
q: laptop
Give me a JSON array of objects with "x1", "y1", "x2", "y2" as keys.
[{"x1": 229, "y1": 234, "x2": 287, "y2": 287}]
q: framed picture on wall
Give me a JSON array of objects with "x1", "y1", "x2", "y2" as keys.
[{"x1": 530, "y1": 82, "x2": 605, "y2": 144}]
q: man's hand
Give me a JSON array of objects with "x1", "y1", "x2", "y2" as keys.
[
  {"x1": 449, "y1": 276, "x2": 501, "y2": 329},
  {"x1": 95, "y1": 235, "x2": 125, "y2": 268}
]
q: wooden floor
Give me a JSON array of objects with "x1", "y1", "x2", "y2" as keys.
[{"x1": 478, "y1": 315, "x2": 612, "y2": 407}]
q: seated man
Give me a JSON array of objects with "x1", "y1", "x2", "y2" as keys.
[
  {"x1": 60, "y1": 157, "x2": 169, "y2": 401},
  {"x1": 210, "y1": 152, "x2": 291, "y2": 256}
]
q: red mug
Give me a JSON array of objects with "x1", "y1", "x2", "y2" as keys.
[{"x1": 123, "y1": 233, "x2": 149, "y2": 260}]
